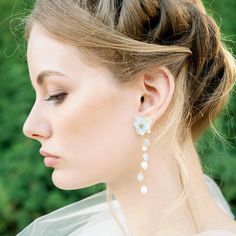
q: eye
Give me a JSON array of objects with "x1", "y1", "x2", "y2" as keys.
[{"x1": 44, "y1": 93, "x2": 67, "y2": 105}]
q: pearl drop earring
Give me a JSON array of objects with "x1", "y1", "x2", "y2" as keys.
[{"x1": 133, "y1": 115, "x2": 152, "y2": 194}]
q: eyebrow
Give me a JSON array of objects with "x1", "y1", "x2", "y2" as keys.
[{"x1": 36, "y1": 70, "x2": 66, "y2": 86}]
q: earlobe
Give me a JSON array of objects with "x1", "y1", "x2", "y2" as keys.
[{"x1": 137, "y1": 66, "x2": 175, "y2": 125}]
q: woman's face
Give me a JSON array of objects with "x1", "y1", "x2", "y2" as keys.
[{"x1": 23, "y1": 23, "x2": 140, "y2": 190}]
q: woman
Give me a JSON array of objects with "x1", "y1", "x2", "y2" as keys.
[{"x1": 17, "y1": 0, "x2": 236, "y2": 235}]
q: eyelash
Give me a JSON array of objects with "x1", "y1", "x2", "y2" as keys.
[{"x1": 44, "y1": 93, "x2": 67, "y2": 105}]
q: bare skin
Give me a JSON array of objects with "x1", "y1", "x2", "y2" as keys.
[{"x1": 23, "y1": 23, "x2": 236, "y2": 236}]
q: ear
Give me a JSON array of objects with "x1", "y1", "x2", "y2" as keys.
[{"x1": 136, "y1": 66, "x2": 175, "y2": 129}]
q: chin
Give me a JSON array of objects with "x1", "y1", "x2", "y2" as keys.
[
  {"x1": 51, "y1": 170, "x2": 78, "y2": 190},
  {"x1": 51, "y1": 169, "x2": 95, "y2": 190}
]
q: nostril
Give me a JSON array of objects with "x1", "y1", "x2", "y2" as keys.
[
  {"x1": 22, "y1": 125, "x2": 37, "y2": 138},
  {"x1": 22, "y1": 121, "x2": 51, "y2": 140}
]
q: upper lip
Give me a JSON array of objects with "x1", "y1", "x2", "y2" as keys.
[{"x1": 39, "y1": 149, "x2": 59, "y2": 158}]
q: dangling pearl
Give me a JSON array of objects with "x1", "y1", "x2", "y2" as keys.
[
  {"x1": 143, "y1": 153, "x2": 148, "y2": 161},
  {"x1": 141, "y1": 185, "x2": 148, "y2": 194},
  {"x1": 142, "y1": 145, "x2": 148, "y2": 152},
  {"x1": 137, "y1": 172, "x2": 144, "y2": 181},
  {"x1": 143, "y1": 138, "x2": 150, "y2": 146},
  {"x1": 141, "y1": 161, "x2": 148, "y2": 170}
]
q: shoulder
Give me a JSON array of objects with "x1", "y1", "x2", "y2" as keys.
[
  {"x1": 222, "y1": 219, "x2": 236, "y2": 234},
  {"x1": 196, "y1": 219, "x2": 236, "y2": 236},
  {"x1": 211, "y1": 211, "x2": 236, "y2": 234},
  {"x1": 196, "y1": 229, "x2": 236, "y2": 236}
]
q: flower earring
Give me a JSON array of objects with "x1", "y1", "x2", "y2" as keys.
[{"x1": 133, "y1": 115, "x2": 152, "y2": 194}]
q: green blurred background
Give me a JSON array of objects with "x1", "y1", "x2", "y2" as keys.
[{"x1": 0, "y1": 0, "x2": 235, "y2": 235}]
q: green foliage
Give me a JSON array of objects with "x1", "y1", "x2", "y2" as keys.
[{"x1": 0, "y1": 0, "x2": 235, "y2": 235}]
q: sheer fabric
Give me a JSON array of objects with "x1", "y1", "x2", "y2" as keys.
[{"x1": 17, "y1": 174, "x2": 235, "y2": 236}]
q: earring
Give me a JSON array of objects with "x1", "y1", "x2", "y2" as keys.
[{"x1": 133, "y1": 115, "x2": 152, "y2": 194}]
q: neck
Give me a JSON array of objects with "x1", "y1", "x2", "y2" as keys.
[{"x1": 107, "y1": 135, "x2": 221, "y2": 236}]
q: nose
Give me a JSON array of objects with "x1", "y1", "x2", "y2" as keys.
[{"x1": 22, "y1": 104, "x2": 51, "y2": 141}]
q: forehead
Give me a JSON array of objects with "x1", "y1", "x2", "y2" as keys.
[
  {"x1": 26, "y1": 23, "x2": 117, "y2": 89},
  {"x1": 27, "y1": 24, "x2": 105, "y2": 73},
  {"x1": 26, "y1": 23, "x2": 89, "y2": 84},
  {"x1": 27, "y1": 24, "x2": 77, "y2": 63}
]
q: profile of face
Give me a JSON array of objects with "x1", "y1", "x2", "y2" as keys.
[{"x1": 23, "y1": 23, "x2": 143, "y2": 190}]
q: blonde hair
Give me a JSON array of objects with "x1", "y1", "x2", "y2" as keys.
[{"x1": 23, "y1": 0, "x2": 236, "y2": 235}]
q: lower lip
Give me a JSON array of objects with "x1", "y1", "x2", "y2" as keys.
[{"x1": 44, "y1": 157, "x2": 59, "y2": 167}]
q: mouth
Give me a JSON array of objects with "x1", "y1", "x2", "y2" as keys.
[
  {"x1": 39, "y1": 149, "x2": 60, "y2": 167},
  {"x1": 43, "y1": 156, "x2": 59, "y2": 167}
]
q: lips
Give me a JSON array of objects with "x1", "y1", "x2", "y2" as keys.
[
  {"x1": 39, "y1": 149, "x2": 60, "y2": 167},
  {"x1": 39, "y1": 149, "x2": 60, "y2": 158}
]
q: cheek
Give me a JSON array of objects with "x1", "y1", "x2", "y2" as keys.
[{"x1": 52, "y1": 87, "x2": 138, "y2": 187}]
